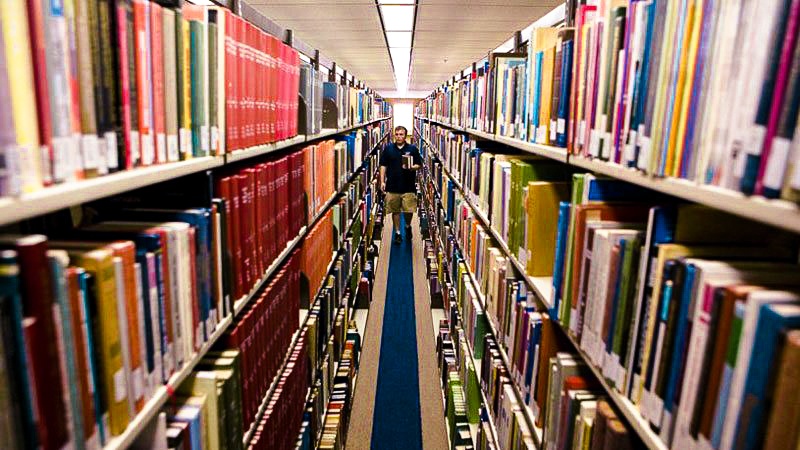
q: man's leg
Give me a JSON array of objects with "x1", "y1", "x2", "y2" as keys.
[{"x1": 392, "y1": 212, "x2": 401, "y2": 232}]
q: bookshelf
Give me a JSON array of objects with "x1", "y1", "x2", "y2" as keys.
[
  {"x1": 417, "y1": 115, "x2": 800, "y2": 235},
  {"x1": 422, "y1": 165, "x2": 541, "y2": 448},
  {"x1": 243, "y1": 141, "x2": 382, "y2": 447},
  {"x1": 0, "y1": 118, "x2": 390, "y2": 228},
  {"x1": 419, "y1": 132, "x2": 669, "y2": 450},
  {"x1": 92, "y1": 131, "x2": 387, "y2": 450}
]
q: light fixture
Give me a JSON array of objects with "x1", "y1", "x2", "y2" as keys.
[
  {"x1": 380, "y1": 5, "x2": 414, "y2": 31},
  {"x1": 385, "y1": 31, "x2": 412, "y2": 48}
]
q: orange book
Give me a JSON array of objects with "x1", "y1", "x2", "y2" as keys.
[
  {"x1": 108, "y1": 241, "x2": 145, "y2": 412},
  {"x1": 133, "y1": 0, "x2": 153, "y2": 165},
  {"x1": 66, "y1": 267, "x2": 98, "y2": 445},
  {"x1": 150, "y1": 2, "x2": 166, "y2": 164}
]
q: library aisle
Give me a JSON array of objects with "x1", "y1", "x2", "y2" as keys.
[{"x1": 349, "y1": 216, "x2": 449, "y2": 449}]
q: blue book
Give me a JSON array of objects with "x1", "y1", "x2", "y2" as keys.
[
  {"x1": 551, "y1": 201, "x2": 571, "y2": 319},
  {"x1": 78, "y1": 270, "x2": 107, "y2": 444},
  {"x1": 556, "y1": 39, "x2": 574, "y2": 148},
  {"x1": 628, "y1": 0, "x2": 658, "y2": 168},
  {"x1": 135, "y1": 250, "x2": 157, "y2": 380},
  {"x1": 0, "y1": 251, "x2": 38, "y2": 448},
  {"x1": 661, "y1": 262, "x2": 697, "y2": 430},
  {"x1": 530, "y1": 52, "x2": 544, "y2": 143},
  {"x1": 584, "y1": 176, "x2": 658, "y2": 202},
  {"x1": 523, "y1": 315, "x2": 542, "y2": 404},
  {"x1": 737, "y1": 300, "x2": 800, "y2": 450}
]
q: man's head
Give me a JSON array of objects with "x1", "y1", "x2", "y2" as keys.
[{"x1": 393, "y1": 126, "x2": 408, "y2": 145}]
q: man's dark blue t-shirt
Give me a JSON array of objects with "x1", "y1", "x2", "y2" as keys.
[{"x1": 380, "y1": 142, "x2": 423, "y2": 194}]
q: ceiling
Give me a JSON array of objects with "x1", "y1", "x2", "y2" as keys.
[{"x1": 251, "y1": 0, "x2": 562, "y2": 98}]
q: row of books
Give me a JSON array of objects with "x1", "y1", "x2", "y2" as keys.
[
  {"x1": 0, "y1": 0, "x2": 389, "y2": 197},
  {"x1": 416, "y1": 0, "x2": 800, "y2": 203},
  {"x1": 421, "y1": 180, "x2": 534, "y2": 450},
  {"x1": 419, "y1": 126, "x2": 800, "y2": 450},
  {"x1": 129, "y1": 349, "x2": 245, "y2": 450},
  {"x1": 421, "y1": 154, "x2": 645, "y2": 450},
  {"x1": 224, "y1": 251, "x2": 300, "y2": 431}
]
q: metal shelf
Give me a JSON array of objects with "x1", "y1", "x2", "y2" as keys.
[
  {"x1": 103, "y1": 314, "x2": 233, "y2": 450},
  {"x1": 416, "y1": 115, "x2": 800, "y2": 235},
  {"x1": 225, "y1": 136, "x2": 307, "y2": 163},
  {"x1": 0, "y1": 157, "x2": 223, "y2": 227}
]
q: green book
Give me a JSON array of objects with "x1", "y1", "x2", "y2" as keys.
[
  {"x1": 190, "y1": 20, "x2": 207, "y2": 157},
  {"x1": 207, "y1": 19, "x2": 218, "y2": 155},
  {"x1": 464, "y1": 352, "x2": 481, "y2": 424},
  {"x1": 473, "y1": 310, "x2": 489, "y2": 360},
  {"x1": 560, "y1": 173, "x2": 587, "y2": 330},
  {"x1": 198, "y1": 352, "x2": 243, "y2": 450},
  {"x1": 611, "y1": 237, "x2": 641, "y2": 369}
]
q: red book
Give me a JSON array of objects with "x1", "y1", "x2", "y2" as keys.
[
  {"x1": 267, "y1": 161, "x2": 277, "y2": 260},
  {"x1": 257, "y1": 163, "x2": 269, "y2": 267},
  {"x1": 267, "y1": 35, "x2": 277, "y2": 143},
  {"x1": 291, "y1": 49, "x2": 300, "y2": 137},
  {"x1": 0, "y1": 236, "x2": 68, "y2": 448},
  {"x1": 150, "y1": 3, "x2": 166, "y2": 164},
  {"x1": 133, "y1": 0, "x2": 154, "y2": 165},
  {"x1": 258, "y1": 33, "x2": 266, "y2": 144},
  {"x1": 247, "y1": 23, "x2": 256, "y2": 148},
  {"x1": 228, "y1": 176, "x2": 245, "y2": 298},
  {"x1": 66, "y1": 268, "x2": 97, "y2": 442},
  {"x1": 233, "y1": 174, "x2": 249, "y2": 292},
  {"x1": 117, "y1": 0, "x2": 138, "y2": 169},
  {"x1": 224, "y1": 11, "x2": 238, "y2": 152},
  {"x1": 236, "y1": 18, "x2": 246, "y2": 149},
  {"x1": 246, "y1": 169, "x2": 258, "y2": 282},
  {"x1": 25, "y1": 0, "x2": 53, "y2": 185}
]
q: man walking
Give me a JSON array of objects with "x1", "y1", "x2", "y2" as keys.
[{"x1": 380, "y1": 126, "x2": 423, "y2": 244}]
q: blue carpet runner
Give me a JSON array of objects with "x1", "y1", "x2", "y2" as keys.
[{"x1": 371, "y1": 217, "x2": 423, "y2": 449}]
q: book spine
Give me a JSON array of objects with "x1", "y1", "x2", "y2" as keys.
[
  {"x1": 133, "y1": 0, "x2": 153, "y2": 166},
  {"x1": 150, "y1": 2, "x2": 166, "y2": 164},
  {"x1": 162, "y1": 8, "x2": 179, "y2": 163}
]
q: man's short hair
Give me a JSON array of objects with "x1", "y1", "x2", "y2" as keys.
[{"x1": 394, "y1": 125, "x2": 408, "y2": 134}]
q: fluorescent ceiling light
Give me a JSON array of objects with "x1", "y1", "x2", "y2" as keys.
[
  {"x1": 378, "y1": 0, "x2": 415, "y2": 4},
  {"x1": 390, "y1": 48, "x2": 410, "y2": 71},
  {"x1": 380, "y1": 5, "x2": 414, "y2": 31},
  {"x1": 385, "y1": 31, "x2": 412, "y2": 48}
]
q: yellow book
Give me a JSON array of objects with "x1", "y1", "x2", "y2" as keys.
[
  {"x1": 538, "y1": 46, "x2": 556, "y2": 145},
  {"x1": 530, "y1": 28, "x2": 559, "y2": 141},
  {"x1": 669, "y1": 0, "x2": 703, "y2": 177},
  {"x1": 1, "y1": 0, "x2": 42, "y2": 192},
  {"x1": 524, "y1": 181, "x2": 570, "y2": 277},
  {"x1": 181, "y1": 17, "x2": 193, "y2": 158},
  {"x1": 179, "y1": 374, "x2": 221, "y2": 450},
  {"x1": 66, "y1": 247, "x2": 130, "y2": 435}
]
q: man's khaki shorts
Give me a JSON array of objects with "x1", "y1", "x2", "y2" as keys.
[{"x1": 385, "y1": 192, "x2": 417, "y2": 213}]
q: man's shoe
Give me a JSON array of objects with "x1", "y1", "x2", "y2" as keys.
[
  {"x1": 405, "y1": 226, "x2": 413, "y2": 241},
  {"x1": 393, "y1": 232, "x2": 402, "y2": 245}
]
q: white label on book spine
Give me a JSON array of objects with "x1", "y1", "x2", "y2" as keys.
[
  {"x1": 105, "y1": 132, "x2": 118, "y2": 170},
  {"x1": 132, "y1": 367, "x2": 144, "y2": 401},
  {"x1": 625, "y1": 130, "x2": 638, "y2": 163},
  {"x1": 211, "y1": 126, "x2": 219, "y2": 154},
  {"x1": 180, "y1": 129, "x2": 191, "y2": 156},
  {"x1": 142, "y1": 133, "x2": 155, "y2": 166},
  {"x1": 96, "y1": 138, "x2": 108, "y2": 175},
  {"x1": 113, "y1": 369, "x2": 127, "y2": 402},
  {"x1": 578, "y1": 121, "x2": 586, "y2": 146},
  {"x1": 167, "y1": 135, "x2": 179, "y2": 162},
  {"x1": 4, "y1": 145, "x2": 21, "y2": 195},
  {"x1": 557, "y1": 118, "x2": 566, "y2": 135},
  {"x1": 82, "y1": 135, "x2": 99, "y2": 169},
  {"x1": 156, "y1": 133, "x2": 167, "y2": 163},
  {"x1": 637, "y1": 135, "x2": 652, "y2": 171},
  {"x1": 52, "y1": 136, "x2": 70, "y2": 182},
  {"x1": 201, "y1": 125, "x2": 210, "y2": 153},
  {"x1": 550, "y1": 120, "x2": 558, "y2": 141},
  {"x1": 763, "y1": 137, "x2": 791, "y2": 190},
  {"x1": 130, "y1": 130, "x2": 140, "y2": 166}
]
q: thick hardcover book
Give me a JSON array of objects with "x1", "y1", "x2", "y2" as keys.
[
  {"x1": 150, "y1": 2, "x2": 167, "y2": 164},
  {"x1": 162, "y1": 8, "x2": 179, "y2": 162},
  {"x1": 224, "y1": 11, "x2": 238, "y2": 152}
]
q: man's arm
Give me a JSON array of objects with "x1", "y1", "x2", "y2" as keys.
[{"x1": 380, "y1": 165, "x2": 386, "y2": 191}]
